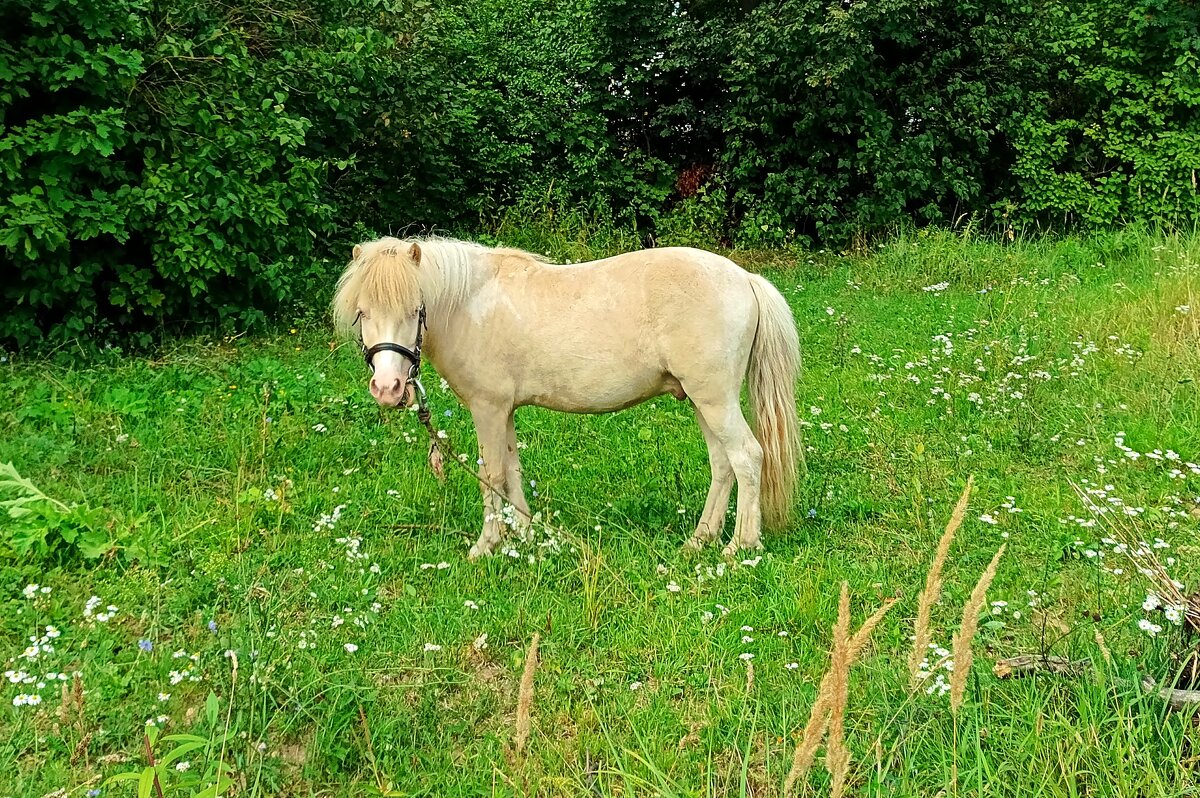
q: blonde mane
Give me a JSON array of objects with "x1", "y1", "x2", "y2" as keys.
[{"x1": 332, "y1": 236, "x2": 545, "y2": 336}]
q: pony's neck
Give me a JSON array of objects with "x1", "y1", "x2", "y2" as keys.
[{"x1": 417, "y1": 241, "x2": 492, "y2": 369}]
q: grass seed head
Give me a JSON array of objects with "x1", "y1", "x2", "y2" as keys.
[
  {"x1": 514, "y1": 633, "x2": 540, "y2": 754},
  {"x1": 826, "y1": 583, "x2": 853, "y2": 798},
  {"x1": 909, "y1": 476, "x2": 974, "y2": 686},
  {"x1": 950, "y1": 544, "x2": 1006, "y2": 714}
]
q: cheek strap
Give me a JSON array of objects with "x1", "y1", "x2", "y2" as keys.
[{"x1": 360, "y1": 305, "x2": 426, "y2": 374}]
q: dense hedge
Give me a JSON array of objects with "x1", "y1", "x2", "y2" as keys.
[{"x1": 2, "y1": 0, "x2": 1198, "y2": 345}]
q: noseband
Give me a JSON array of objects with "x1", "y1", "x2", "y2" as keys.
[{"x1": 359, "y1": 305, "x2": 428, "y2": 403}]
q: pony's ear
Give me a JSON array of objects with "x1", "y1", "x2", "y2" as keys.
[
  {"x1": 352, "y1": 244, "x2": 362, "y2": 260},
  {"x1": 409, "y1": 243, "x2": 422, "y2": 266}
]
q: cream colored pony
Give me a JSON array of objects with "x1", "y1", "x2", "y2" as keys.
[{"x1": 333, "y1": 237, "x2": 801, "y2": 559}]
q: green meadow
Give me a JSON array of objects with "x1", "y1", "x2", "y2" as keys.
[{"x1": 2, "y1": 229, "x2": 1198, "y2": 797}]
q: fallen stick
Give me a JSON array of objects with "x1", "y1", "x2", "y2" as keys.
[
  {"x1": 1140, "y1": 675, "x2": 1200, "y2": 711},
  {"x1": 993, "y1": 655, "x2": 1091, "y2": 678},
  {"x1": 993, "y1": 654, "x2": 1200, "y2": 711}
]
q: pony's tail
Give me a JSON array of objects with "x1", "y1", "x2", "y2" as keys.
[{"x1": 748, "y1": 274, "x2": 803, "y2": 530}]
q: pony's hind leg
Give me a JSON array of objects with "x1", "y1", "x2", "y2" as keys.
[
  {"x1": 467, "y1": 404, "x2": 512, "y2": 560},
  {"x1": 692, "y1": 397, "x2": 764, "y2": 557},
  {"x1": 685, "y1": 405, "x2": 734, "y2": 551}
]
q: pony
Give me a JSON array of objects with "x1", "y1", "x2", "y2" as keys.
[{"x1": 332, "y1": 236, "x2": 802, "y2": 559}]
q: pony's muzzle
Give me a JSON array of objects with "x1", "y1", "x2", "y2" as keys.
[
  {"x1": 369, "y1": 374, "x2": 405, "y2": 406},
  {"x1": 369, "y1": 375, "x2": 420, "y2": 409}
]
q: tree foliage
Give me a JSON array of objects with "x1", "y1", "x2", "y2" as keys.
[
  {"x1": 1, "y1": 0, "x2": 401, "y2": 345},
  {"x1": 2, "y1": 0, "x2": 1197, "y2": 345}
]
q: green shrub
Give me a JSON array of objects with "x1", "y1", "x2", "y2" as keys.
[
  {"x1": 2, "y1": 0, "x2": 1196, "y2": 346},
  {"x1": 1006, "y1": 0, "x2": 1200, "y2": 227},
  {"x1": 0, "y1": 0, "x2": 389, "y2": 346},
  {"x1": 0, "y1": 462, "x2": 115, "y2": 562}
]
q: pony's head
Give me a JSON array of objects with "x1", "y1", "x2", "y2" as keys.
[{"x1": 333, "y1": 237, "x2": 427, "y2": 407}]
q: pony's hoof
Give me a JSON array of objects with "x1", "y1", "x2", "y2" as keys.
[
  {"x1": 721, "y1": 540, "x2": 764, "y2": 559},
  {"x1": 468, "y1": 543, "x2": 493, "y2": 560}
]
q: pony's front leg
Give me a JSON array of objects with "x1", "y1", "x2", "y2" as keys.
[
  {"x1": 504, "y1": 411, "x2": 532, "y2": 531},
  {"x1": 467, "y1": 404, "x2": 511, "y2": 560}
]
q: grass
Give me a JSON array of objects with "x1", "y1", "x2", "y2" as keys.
[{"x1": 2, "y1": 227, "x2": 1199, "y2": 797}]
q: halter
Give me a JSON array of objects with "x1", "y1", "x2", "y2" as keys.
[{"x1": 359, "y1": 304, "x2": 428, "y2": 405}]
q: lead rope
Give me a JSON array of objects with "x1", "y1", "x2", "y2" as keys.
[
  {"x1": 408, "y1": 377, "x2": 511, "y2": 502},
  {"x1": 391, "y1": 369, "x2": 448, "y2": 482},
  {"x1": 374, "y1": 326, "x2": 577, "y2": 552},
  {"x1": 406, "y1": 377, "x2": 583, "y2": 556},
  {"x1": 414, "y1": 397, "x2": 446, "y2": 482},
  {"x1": 352, "y1": 320, "x2": 551, "y2": 543}
]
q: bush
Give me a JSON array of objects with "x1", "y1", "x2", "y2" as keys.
[
  {"x1": 0, "y1": 0, "x2": 395, "y2": 346},
  {"x1": 2, "y1": 0, "x2": 1196, "y2": 346},
  {"x1": 1006, "y1": 0, "x2": 1200, "y2": 227}
]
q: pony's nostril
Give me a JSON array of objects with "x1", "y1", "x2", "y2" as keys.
[{"x1": 370, "y1": 377, "x2": 404, "y2": 398}]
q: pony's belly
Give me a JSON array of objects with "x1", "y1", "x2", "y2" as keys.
[{"x1": 521, "y1": 374, "x2": 685, "y2": 414}]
